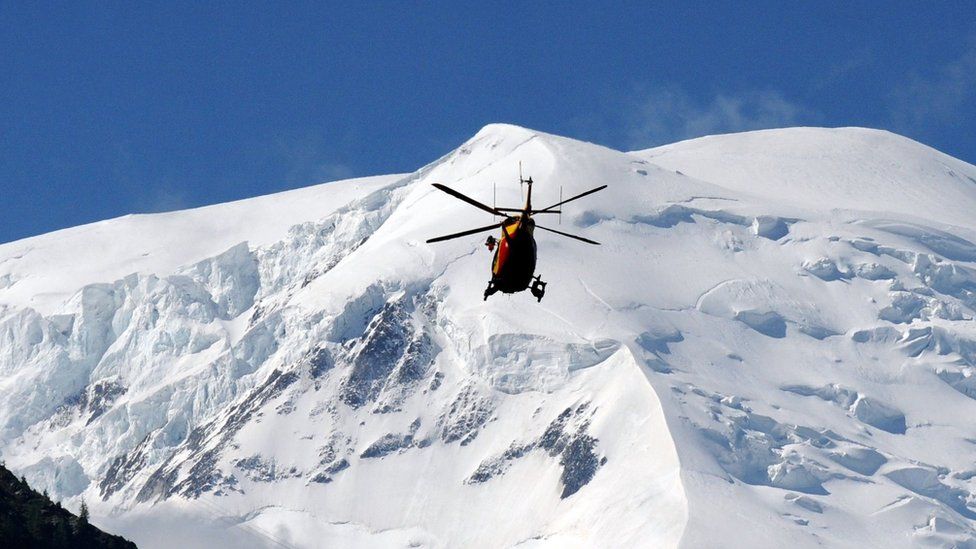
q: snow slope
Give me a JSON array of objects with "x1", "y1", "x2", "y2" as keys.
[
  {"x1": 637, "y1": 127, "x2": 976, "y2": 230},
  {"x1": 2, "y1": 123, "x2": 976, "y2": 548},
  {"x1": 0, "y1": 175, "x2": 399, "y2": 315}
]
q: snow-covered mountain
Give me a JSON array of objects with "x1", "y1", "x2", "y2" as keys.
[{"x1": 2, "y1": 123, "x2": 976, "y2": 548}]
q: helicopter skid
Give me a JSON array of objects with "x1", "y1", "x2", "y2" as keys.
[
  {"x1": 483, "y1": 275, "x2": 546, "y2": 302},
  {"x1": 530, "y1": 275, "x2": 547, "y2": 302}
]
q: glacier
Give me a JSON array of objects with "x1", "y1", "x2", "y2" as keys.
[{"x1": 1, "y1": 123, "x2": 976, "y2": 548}]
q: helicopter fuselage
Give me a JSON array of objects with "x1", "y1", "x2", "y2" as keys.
[{"x1": 490, "y1": 216, "x2": 537, "y2": 293}]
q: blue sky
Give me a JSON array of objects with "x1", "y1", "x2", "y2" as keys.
[{"x1": 2, "y1": 3, "x2": 975, "y2": 244}]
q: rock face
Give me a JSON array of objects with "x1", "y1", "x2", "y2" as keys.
[{"x1": 1, "y1": 124, "x2": 976, "y2": 548}]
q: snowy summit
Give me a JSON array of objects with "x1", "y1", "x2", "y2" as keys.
[{"x1": 2, "y1": 123, "x2": 976, "y2": 548}]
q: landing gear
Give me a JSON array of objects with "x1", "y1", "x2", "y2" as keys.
[
  {"x1": 530, "y1": 275, "x2": 547, "y2": 302},
  {"x1": 483, "y1": 280, "x2": 498, "y2": 301},
  {"x1": 483, "y1": 276, "x2": 546, "y2": 302}
]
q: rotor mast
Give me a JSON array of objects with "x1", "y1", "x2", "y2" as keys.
[{"x1": 519, "y1": 162, "x2": 533, "y2": 217}]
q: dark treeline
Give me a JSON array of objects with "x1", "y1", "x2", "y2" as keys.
[{"x1": 0, "y1": 463, "x2": 136, "y2": 548}]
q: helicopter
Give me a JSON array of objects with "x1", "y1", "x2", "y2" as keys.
[{"x1": 426, "y1": 167, "x2": 607, "y2": 302}]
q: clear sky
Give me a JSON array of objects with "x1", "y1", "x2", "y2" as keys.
[{"x1": 2, "y1": 3, "x2": 974, "y2": 244}]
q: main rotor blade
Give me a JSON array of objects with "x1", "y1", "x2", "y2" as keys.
[
  {"x1": 426, "y1": 222, "x2": 503, "y2": 244},
  {"x1": 535, "y1": 224, "x2": 601, "y2": 245},
  {"x1": 535, "y1": 185, "x2": 607, "y2": 213},
  {"x1": 494, "y1": 207, "x2": 561, "y2": 214},
  {"x1": 431, "y1": 183, "x2": 505, "y2": 217}
]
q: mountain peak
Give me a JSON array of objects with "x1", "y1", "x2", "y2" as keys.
[{"x1": 471, "y1": 122, "x2": 540, "y2": 140}]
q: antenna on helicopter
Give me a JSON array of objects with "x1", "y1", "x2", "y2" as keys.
[
  {"x1": 559, "y1": 186, "x2": 563, "y2": 225},
  {"x1": 519, "y1": 163, "x2": 533, "y2": 186},
  {"x1": 519, "y1": 162, "x2": 524, "y2": 201},
  {"x1": 518, "y1": 161, "x2": 534, "y2": 203}
]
